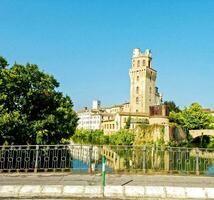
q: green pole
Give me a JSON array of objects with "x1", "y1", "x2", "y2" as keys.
[{"x1": 102, "y1": 155, "x2": 106, "y2": 187}]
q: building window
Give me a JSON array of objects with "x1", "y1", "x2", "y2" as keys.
[
  {"x1": 136, "y1": 97, "x2": 139, "y2": 104},
  {"x1": 149, "y1": 87, "x2": 152, "y2": 93},
  {"x1": 136, "y1": 86, "x2": 139, "y2": 94},
  {"x1": 136, "y1": 109, "x2": 138, "y2": 112},
  {"x1": 150, "y1": 76, "x2": 151, "y2": 81},
  {"x1": 143, "y1": 60, "x2": 145, "y2": 66},
  {"x1": 137, "y1": 76, "x2": 139, "y2": 81},
  {"x1": 137, "y1": 60, "x2": 140, "y2": 67}
]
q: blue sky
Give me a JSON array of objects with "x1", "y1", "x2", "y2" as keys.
[{"x1": 1, "y1": 0, "x2": 214, "y2": 110}]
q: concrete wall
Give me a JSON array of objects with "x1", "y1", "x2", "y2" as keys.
[{"x1": 0, "y1": 185, "x2": 213, "y2": 199}]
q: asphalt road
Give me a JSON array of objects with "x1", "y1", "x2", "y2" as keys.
[{"x1": 0, "y1": 173, "x2": 214, "y2": 187}]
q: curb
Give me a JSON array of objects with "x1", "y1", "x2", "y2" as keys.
[{"x1": 0, "y1": 185, "x2": 213, "y2": 199}]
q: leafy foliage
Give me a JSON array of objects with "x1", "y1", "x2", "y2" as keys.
[
  {"x1": 169, "y1": 103, "x2": 214, "y2": 134},
  {"x1": 207, "y1": 136, "x2": 214, "y2": 148},
  {"x1": 0, "y1": 56, "x2": 8, "y2": 69},
  {"x1": 72, "y1": 129, "x2": 134, "y2": 145},
  {"x1": 109, "y1": 129, "x2": 134, "y2": 145},
  {"x1": 133, "y1": 124, "x2": 164, "y2": 145},
  {"x1": 72, "y1": 129, "x2": 109, "y2": 145},
  {"x1": 164, "y1": 101, "x2": 180, "y2": 113},
  {"x1": 124, "y1": 116, "x2": 131, "y2": 129},
  {"x1": 0, "y1": 58, "x2": 78, "y2": 145}
]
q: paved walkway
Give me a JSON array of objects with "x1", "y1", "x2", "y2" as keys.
[{"x1": 0, "y1": 173, "x2": 214, "y2": 187}]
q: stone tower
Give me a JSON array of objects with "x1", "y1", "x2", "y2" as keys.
[{"x1": 129, "y1": 48, "x2": 160, "y2": 114}]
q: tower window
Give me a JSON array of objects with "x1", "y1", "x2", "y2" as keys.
[
  {"x1": 132, "y1": 59, "x2": 135, "y2": 67},
  {"x1": 143, "y1": 60, "x2": 146, "y2": 66},
  {"x1": 136, "y1": 109, "x2": 138, "y2": 112},
  {"x1": 136, "y1": 97, "x2": 139, "y2": 104},
  {"x1": 137, "y1": 60, "x2": 140, "y2": 67},
  {"x1": 136, "y1": 86, "x2": 139, "y2": 94},
  {"x1": 137, "y1": 76, "x2": 139, "y2": 81},
  {"x1": 149, "y1": 87, "x2": 152, "y2": 93}
]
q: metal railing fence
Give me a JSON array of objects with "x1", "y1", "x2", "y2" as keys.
[{"x1": 0, "y1": 145, "x2": 214, "y2": 175}]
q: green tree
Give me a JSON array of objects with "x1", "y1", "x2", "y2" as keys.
[
  {"x1": 164, "y1": 101, "x2": 180, "y2": 113},
  {"x1": 124, "y1": 116, "x2": 131, "y2": 129},
  {"x1": 72, "y1": 129, "x2": 109, "y2": 145},
  {"x1": 169, "y1": 103, "x2": 214, "y2": 134},
  {"x1": 109, "y1": 129, "x2": 134, "y2": 145},
  {"x1": 0, "y1": 59, "x2": 78, "y2": 145},
  {"x1": 72, "y1": 129, "x2": 134, "y2": 145},
  {"x1": 0, "y1": 56, "x2": 8, "y2": 69}
]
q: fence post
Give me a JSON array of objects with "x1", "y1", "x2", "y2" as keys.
[
  {"x1": 34, "y1": 145, "x2": 39, "y2": 173},
  {"x1": 168, "y1": 147, "x2": 172, "y2": 174},
  {"x1": 143, "y1": 145, "x2": 147, "y2": 174},
  {"x1": 102, "y1": 155, "x2": 106, "y2": 187},
  {"x1": 151, "y1": 144, "x2": 154, "y2": 170},
  {"x1": 195, "y1": 148, "x2": 200, "y2": 176},
  {"x1": 88, "y1": 145, "x2": 93, "y2": 173}
]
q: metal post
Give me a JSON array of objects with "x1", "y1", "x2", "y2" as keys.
[
  {"x1": 168, "y1": 147, "x2": 172, "y2": 174},
  {"x1": 196, "y1": 148, "x2": 200, "y2": 176},
  {"x1": 143, "y1": 145, "x2": 147, "y2": 174},
  {"x1": 34, "y1": 145, "x2": 39, "y2": 173},
  {"x1": 102, "y1": 155, "x2": 106, "y2": 187},
  {"x1": 88, "y1": 145, "x2": 93, "y2": 173},
  {"x1": 151, "y1": 144, "x2": 155, "y2": 170}
]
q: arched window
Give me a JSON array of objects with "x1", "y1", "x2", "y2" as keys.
[
  {"x1": 136, "y1": 86, "x2": 139, "y2": 94},
  {"x1": 143, "y1": 60, "x2": 146, "y2": 66},
  {"x1": 136, "y1": 97, "x2": 139, "y2": 104},
  {"x1": 137, "y1": 60, "x2": 140, "y2": 67}
]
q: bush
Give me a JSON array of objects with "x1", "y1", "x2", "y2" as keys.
[{"x1": 72, "y1": 129, "x2": 134, "y2": 145}]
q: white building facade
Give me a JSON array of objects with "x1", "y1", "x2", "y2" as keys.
[{"x1": 77, "y1": 100, "x2": 103, "y2": 130}]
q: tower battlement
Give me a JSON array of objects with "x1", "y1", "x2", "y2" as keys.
[{"x1": 132, "y1": 48, "x2": 152, "y2": 58}]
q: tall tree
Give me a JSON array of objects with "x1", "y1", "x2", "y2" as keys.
[
  {"x1": 164, "y1": 101, "x2": 180, "y2": 113},
  {"x1": 0, "y1": 59, "x2": 78, "y2": 145},
  {"x1": 169, "y1": 103, "x2": 214, "y2": 133},
  {"x1": 0, "y1": 56, "x2": 8, "y2": 69},
  {"x1": 124, "y1": 116, "x2": 131, "y2": 129}
]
